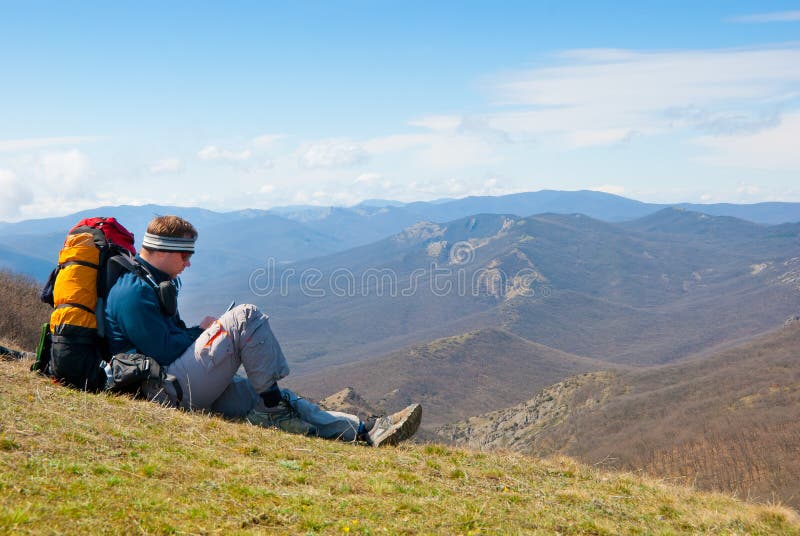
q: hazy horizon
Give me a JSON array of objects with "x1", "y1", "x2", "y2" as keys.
[
  {"x1": 4, "y1": 188, "x2": 800, "y2": 226},
  {"x1": 2, "y1": 1, "x2": 799, "y2": 222}
]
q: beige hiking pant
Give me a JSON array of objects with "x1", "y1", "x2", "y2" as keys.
[
  {"x1": 167, "y1": 304, "x2": 290, "y2": 412},
  {"x1": 167, "y1": 304, "x2": 361, "y2": 440}
]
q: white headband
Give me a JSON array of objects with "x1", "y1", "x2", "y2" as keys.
[{"x1": 142, "y1": 232, "x2": 196, "y2": 252}]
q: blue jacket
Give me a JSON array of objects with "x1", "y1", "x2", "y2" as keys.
[{"x1": 105, "y1": 256, "x2": 202, "y2": 366}]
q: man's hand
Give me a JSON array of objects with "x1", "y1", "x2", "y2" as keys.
[{"x1": 199, "y1": 316, "x2": 217, "y2": 330}]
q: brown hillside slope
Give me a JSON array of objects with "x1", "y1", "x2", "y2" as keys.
[
  {"x1": 439, "y1": 320, "x2": 800, "y2": 508},
  {"x1": 287, "y1": 327, "x2": 612, "y2": 428}
]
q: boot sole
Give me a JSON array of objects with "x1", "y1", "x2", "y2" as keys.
[{"x1": 373, "y1": 404, "x2": 422, "y2": 447}]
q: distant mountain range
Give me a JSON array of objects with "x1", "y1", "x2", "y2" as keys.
[
  {"x1": 0, "y1": 204, "x2": 345, "y2": 283},
  {"x1": 2, "y1": 190, "x2": 800, "y2": 281},
  {"x1": 0, "y1": 244, "x2": 53, "y2": 281},
  {"x1": 3, "y1": 193, "x2": 797, "y2": 373},
  {"x1": 233, "y1": 207, "x2": 799, "y2": 376},
  {"x1": 254, "y1": 191, "x2": 800, "y2": 248},
  {"x1": 282, "y1": 204, "x2": 799, "y2": 406}
]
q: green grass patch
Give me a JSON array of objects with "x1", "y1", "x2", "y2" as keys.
[
  {"x1": 0, "y1": 436, "x2": 19, "y2": 451},
  {"x1": 1, "y1": 358, "x2": 799, "y2": 534}
]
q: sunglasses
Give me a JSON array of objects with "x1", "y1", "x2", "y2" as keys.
[{"x1": 178, "y1": 251, "x2": 193, "y2": 261}]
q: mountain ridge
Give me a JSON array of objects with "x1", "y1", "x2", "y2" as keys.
[
  {"x1": 438, "y1": 320, "x2": 800, "y2": 508},
  {"x1": 286, "y1": 327, "x2": 615, "y2": 428},
  {"x1": 256, "y1": 207, "x2": 799, "y2": 371}
]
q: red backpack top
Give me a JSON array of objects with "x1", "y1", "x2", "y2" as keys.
[{"x1": 69, "y1": 217, "x2": 136, "y2": 255}]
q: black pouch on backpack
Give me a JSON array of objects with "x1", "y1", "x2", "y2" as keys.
[
  {"x1": 108, "y1": 353, "x2": 183, "y2": 408},
  {"x1": 108, "y1": 353, "x2": 157, "y2": 391},
  {"x1": 39, "y1": 267, "x2": 58, "y2": 307},
  {"x1": 49, "y1": 324, "x2": 107, "y2": 392}
]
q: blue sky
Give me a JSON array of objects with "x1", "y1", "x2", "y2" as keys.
[{"x1": 1, "y1": 1, "x2": 799, "y2": 221}]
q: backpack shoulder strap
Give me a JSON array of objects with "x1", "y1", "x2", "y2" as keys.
[
  {"x1": 106, "y1": 254, "x2": 176, "y2": 316},
  {"x1": 107, "y1": 253, "x2": 159, "y2": 293}
]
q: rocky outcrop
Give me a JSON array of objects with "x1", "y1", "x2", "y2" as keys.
[
  {"x1": 436, "y1": 371, "x2": 616, "y2": 453},
  {"x1": 318, "y1": 387, "x2": 379, "y2": 419}
]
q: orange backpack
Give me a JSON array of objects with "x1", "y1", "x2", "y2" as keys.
[{"x1": 34, "y1": 218, "x2": 136, "y2": 390}]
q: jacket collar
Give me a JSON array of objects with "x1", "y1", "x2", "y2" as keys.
[{"x1": 135, "y1": 255, "x2": 172, "y2": 284}]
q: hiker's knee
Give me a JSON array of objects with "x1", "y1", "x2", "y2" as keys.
[
  {"x1": 223, "y1": 304, "x2": 275, "y2": 337},
  {"x1": 226, "y1": 303, "x2": 268, "y2": 321}
]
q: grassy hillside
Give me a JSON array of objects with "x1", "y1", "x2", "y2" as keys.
[
  {"x1": 440, "y1": 321, "x2": 800, "y2": 509},
  {"x1": 287, "y1": 328, "x2": 610, "y2": 428},
  {"x1": 1, "y1": 359, "x2": 798, "y2": 535}
]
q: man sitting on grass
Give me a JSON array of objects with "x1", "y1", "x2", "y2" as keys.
[{"x1": 104, "y1": 215, "x2": 421, "y2": 446}]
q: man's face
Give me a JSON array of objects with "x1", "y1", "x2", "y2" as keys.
[
  {"x1": 144, "y1": 250, "x2": 192, "y2": 279},
  {"x1": 164, "y1": 251, "x2": 192, "y2": 278}
]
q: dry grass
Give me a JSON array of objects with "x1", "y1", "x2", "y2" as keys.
[
  {"x1": 1, "y1": 358, "x2": 799, "y2": 535},
  {"x1": 0, "y1": 269, "x2": 51, "y2": 352}
]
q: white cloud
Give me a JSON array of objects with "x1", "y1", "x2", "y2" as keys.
[
  {"x1": 471, "y1": 177, "x2": 515, "y2": 197},
  {"x1": 358, "y1": 110, "x2": 513, "y2": 170},
  {"x1": 299, "y1": 140, "x2": 368, "y2": 169},
  {"x1": 569, "y1": 128, "x2": 639, "y2": 148},
  {"x1": 198, "y1": 145, "x2": 252, "y2": 161},
  {"x1": 729, "y1": 11, "x2": 800, "y2": 23},
  {"x1": 665, "y1": 106, "x2": 780, "y2": 135},
  {"x1": 469, "y1": 177, "x2": 528, "y2": 199},
  {"x1": 259, "y1": 184, "x2": 275, "y2": 194},
  {"x1": 590, "y1": 184, "x2": 626, "y2": 195},
  {"x1": 149, "y1": 157, "x2": 184, "y2": 174},
  {"x1": 453, "y1": 44, "x2": 800, "y2": 176},
  {"x1": 361, "y1": 134, "x2": 431, "y2": 154},
  {"x1": 736, "y1": 182, "x2": 761, "y2": 196},
  {"x1": 360, "y1": 130, "x2": 499, "y2": 169},
  {"x1": 486, "y1": 45, "x2": 800, "y2": 146},
  {"x1": 693, "y1": 111, "x2": 800, "y2": 171},
  {"x1": 495, "y1": 47, "x2": 800, "y2": 108},
  {"x1": 0, "y1": 136, "x2": 99, "y2": 153},
  {"x1": 291, "y1": 190, "x2": 311, "y2": 204},
  {"x1": 408, "y1": 115, "x2": 462, "y2": 131},
  {"x1": 0, "y1": 169, "x2": 34, "y2": 220},
  {"x1": 251, "y1": 134, "x2": 284, "y2": 149},
  {"x1": 418, "y1": 134, "x2": 497, "y2": 169},
  {"x1": 0, "y1": 150, "x2": 96, "y2": 220},
  {"x1": 355, "y1": 172, "x2": 382, "y2": 184},
  {"x1": 38, "y1": 149, "x2": 91, "y2": 188},
  {"x1": 0, "y1": 149, "x2": 101, "y2": 219}
]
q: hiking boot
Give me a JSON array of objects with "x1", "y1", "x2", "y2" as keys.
[
  {"x1": 246, "y1": 401, "x2": 316, "y2": 436},
  {"x1": 367, "y1": 404, "x2": 422, "y2": 447}
]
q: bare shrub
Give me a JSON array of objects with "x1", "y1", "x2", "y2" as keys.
[{"x1": 0, "y1": 269, "x2": 51, "y2": 351}]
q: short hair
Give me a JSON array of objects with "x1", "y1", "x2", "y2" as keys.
[{"x1": 143, "y1": 215, "x2": 198, "y2": 252}]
